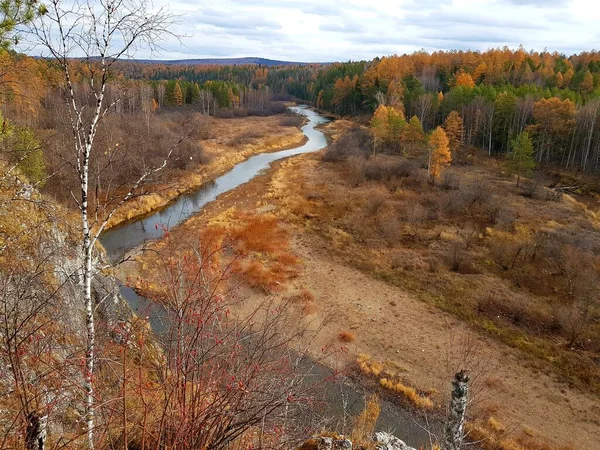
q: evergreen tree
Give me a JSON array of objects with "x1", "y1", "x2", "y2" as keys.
[
  {"x1": 506, "y1": 131, "x2": 535, "y2": 187},
  {"x1": 401, "y1": 115, "x2": 425, "y2": 154},
  {"x1": 0, "y1": 0, "x2": 46, "y2": 49}
]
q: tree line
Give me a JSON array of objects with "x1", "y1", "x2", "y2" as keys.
[{"x1": 128, "y1": 48, "x2": 600, "y2": 173}]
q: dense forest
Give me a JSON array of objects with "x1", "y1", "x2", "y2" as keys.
[{"x1": 116, "y1": 48, "x2": 600, "y2": 173}]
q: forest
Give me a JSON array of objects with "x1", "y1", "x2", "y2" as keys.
[
  {"x1": 121, "y1": 48, "x2": 600, "y2": 174},
  {"x1": 0, "y1": 0, "x2": 599, "y2": 447}
]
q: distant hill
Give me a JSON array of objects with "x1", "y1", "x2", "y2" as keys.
[{"x1": 131, "y1": 57, "x2": 317, "y2": 66}]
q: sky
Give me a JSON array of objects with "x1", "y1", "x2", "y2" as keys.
[
  {"x1": 151, "y1": 0, "x2": 600, "y2": 62},
  {"x1": 26, "y1": 0, "x2": 600, "y2": 62}
]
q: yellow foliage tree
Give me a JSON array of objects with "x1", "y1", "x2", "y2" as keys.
[
  {"x1": 580, "y1": 70, "x2": 594, "y2": 94},
  {"x1": 370, "y1": 105, "x2": 406, "y2": 154},
  {"x1": 473, "y1": 62, "x2": 487, "y2": 82},
  {"x1": 555, "y1": 71, "x2": 564, "y2": 88},
  {"x1": 563, "y1": 67, "x2": 574, "y2": 87},
  {"x1": 173, "y1": 81, "x2": 184, "y2": 106},
  {"x1": 428, "y1": 126, "x2": 452, "y2": 183},
  {"x1": 443, "y1": 110, "x2": 464, "y2": 152},
  {"x1": 401, "y1": 115, "x2": 425, "y2": 154}
]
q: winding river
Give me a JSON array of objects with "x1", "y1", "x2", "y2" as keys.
[
  {"x1": 99, "y1": 106, "x2": 433, "y2": 447},
  {"x1": 100, "y1": 106, "x2": 330, "y2": 262}
]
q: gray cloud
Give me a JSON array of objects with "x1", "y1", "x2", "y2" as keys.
[{"x1": 38, "y1": 0, "x2": 597, "y2": 62}]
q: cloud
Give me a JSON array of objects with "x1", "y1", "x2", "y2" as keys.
[{"x1": 26, "y1": 0, "x2": 600, "y2": 62}]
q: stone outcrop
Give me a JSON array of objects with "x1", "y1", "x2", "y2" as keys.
[
  {"x1": 311, "y1": 432, "x2": 416, "y2": 450},
  {"x1": 373, "y1": 432, "x2": 417, "y2": 450}
]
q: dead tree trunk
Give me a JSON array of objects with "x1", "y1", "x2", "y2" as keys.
[
  {"x1": 442, "y1": 371, "x2": 469, "y2": 450},
  {"x1": 25, "y1": 413, "x2": 47, "y2": 450}
]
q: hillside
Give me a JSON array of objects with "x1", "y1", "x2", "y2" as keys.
[{"x1": 131, "y1": 56, "x2": 316, "y2": 66}]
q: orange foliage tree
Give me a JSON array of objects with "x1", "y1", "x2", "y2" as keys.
[
  {"x1": 527, "y1": 98, "x2": 575, "y2": 163},
  {"x1": 428, "y1": 126, "x2": 452, "y2": 183},
  {"x1": 443, "y1": 110, "x2": 464, "y2": 153},
  {"x1": 454, "y1": 71, "x2": 475, "y2": 88}
]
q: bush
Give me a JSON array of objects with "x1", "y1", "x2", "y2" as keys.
[
  {"x1": 227, "y1": 130, "x2": 263, "y2": 147},
  {"x1": 214, "y1": 108, "x2": 234, "y2": 118},
  {"x1": 233, "y1": 107, "x2": 248, "y2": 117},
  {"x1": 322, "y1": 127, "x2": 372, "y2": 162},
  {"x1": 441, "y1": 170, "x2": 460, "y2": 190},
  {"x1": 270, "y1": 93, "x2": 294, "y2": 102},
  {"x1": 279, "y1": 115, "x2": 304, "y2": 127},
  {"x1": 339, "y1": 331, "x2": 356, "y2": 342}
]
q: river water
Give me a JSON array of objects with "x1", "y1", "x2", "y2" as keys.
[
  {"x1": 101, "y1": 106, "x2": 330, "y2": 262},
  {"x1": 100, "y1": 106, "x2": 434, "y2": 447}
]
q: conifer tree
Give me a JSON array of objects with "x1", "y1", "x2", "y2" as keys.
[
  {"x1": 443, "y1": 110, "x2": 464, "y2": 152},
  {"x1": 428, "y1": 126, "x2": 452, "y2": 184},
  {"x1": 173, "y1": 81, "x2": 184, "y2": 106},
  {"x1": 506, "y1": 131, "x2": 535, "y2": 187},
  {"x1": 402, "y1": 115, "x2": 425, "y2": 154}
]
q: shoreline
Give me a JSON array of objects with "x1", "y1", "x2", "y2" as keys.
[{"x1": 102, "y1": 113, "x2": 308, "y2": 231}]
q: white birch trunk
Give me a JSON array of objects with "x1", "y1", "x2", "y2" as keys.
[{"x1": 442, "y1": 371, "x2": 469, "y2": 450}]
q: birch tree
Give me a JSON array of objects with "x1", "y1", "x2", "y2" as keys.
[{"x1": 32, "y1": 1, "x2": 176, "y2": 447}]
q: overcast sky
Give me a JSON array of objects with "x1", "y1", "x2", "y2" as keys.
[{"x1": 35, "y1": 0, "x2": 600, "y2": 62}]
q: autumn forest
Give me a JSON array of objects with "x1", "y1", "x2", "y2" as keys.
[{"x1": 1, "y1": 0, "x2": 600, "y2": 449}]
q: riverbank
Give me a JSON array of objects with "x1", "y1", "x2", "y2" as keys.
[
  {"x1": 103, "y1": 113, "x2": 307, "y2": 230},
  {"x1": 118, "y1": 149, "x2": 598, "y2": 450}
]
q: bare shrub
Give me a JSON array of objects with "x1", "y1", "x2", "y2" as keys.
[
  {"x1": 233, "y1": 107, "x2": 248, "y2": 117},
  {"x1": 378, "y1": 210, "x2": 401, "y2": 243},
  {"x1": 540, "y1": 186, "x2": 563, "y2": 202},
  {"x1": 441, "y1": 170, "x2": 460, "y2": 190},
  {"x1": 447, "y1": 240, "x2": 476, "y2": 274},
  {"x1": 363, "y1": 187, "x2": 389, "y2": 215},
  {"x1": 214, "y1": 108, "x2": 234, "y2": 118},
  {"x1": 322, "y1": 127, "x2": 371, "y2": 162},
  {"x1": 477, "y1": 291, "x2": 556, "y2": 333},
  {"x1": 403, "y1": 202, "x2": 428, "y2": 224},
  {"x1": 488, "y1": 228, "x2": 532, "y2": 271},
  {"x1": 347, "y1": 156, "x2": 367, "y2": 187},
  {"x1": 280, "y1": 115, "x2": 304, "y2": 127},
  {"x1": 390, "y1": 250, "x2": 430, "y2": 271},
  {"x1": 520, "y1": 180, "x2": 563, "y2": 202},
  {"x1": 227, "y1": 129, "x2": 263, "y2": 147}
]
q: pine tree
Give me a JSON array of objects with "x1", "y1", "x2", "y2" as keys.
[
  {"x1": 13, "y1": 127, "x2": 46, "y2": 185},
  {"x1": 506, "y1": 131, "x2": 535, "y2": 187},
  {"x1": 428, "y1": 126, "x2": 452, "y2": 184}
]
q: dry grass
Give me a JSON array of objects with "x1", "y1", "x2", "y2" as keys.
[
  {"x1": 269, "y1": 143, "x2": 600, "y2": 394},
  {"x1": 465, "y1": 420, "x2": 575, "y2": 450},
  {"x1": 356, "y1": 355, "x2": 434, "y2": 410},
  {"x1": 351, "y1": 394, "x2": 380, "y2": 445},
  {"x1": 378, "y1": 378, "x2": 434, "y2": 409},
  {"x1": 104, "y1": 114, "x2": 305, "y2": 229}
]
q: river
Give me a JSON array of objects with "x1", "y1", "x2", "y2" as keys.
[{"x1": 100, "y1": 106, "x2": 434, "y2": 447}]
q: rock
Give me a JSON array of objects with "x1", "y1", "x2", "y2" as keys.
[
  {"x1": 373, "y1": 432, "x2": 417, "y2": 450},
  {"x1": 317, "y1": 437, "x2": 333, "y2": 450},
  {"x1": 334, "y1": 438, "x2": 352, "y2": 450},
  {"x1": 316, "y1": 436, "x2": 352, "y2": 450}
]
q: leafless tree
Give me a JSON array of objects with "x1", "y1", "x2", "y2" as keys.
[{"x1": 31, "y1": 1, "x2": 177, "y2": 447}]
